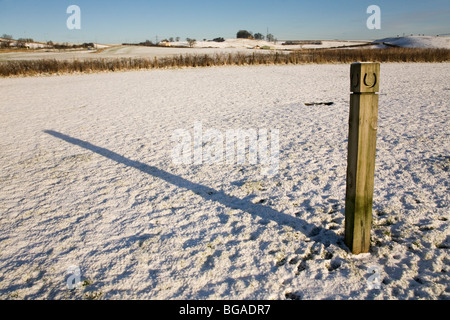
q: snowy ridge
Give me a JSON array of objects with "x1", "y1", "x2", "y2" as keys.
[
  {"x1": 373, "y1": 36, "x2": 450, "y2": 49},
  {"x1": 174, "y1": 38, "x2": 370, "y2": 50}
]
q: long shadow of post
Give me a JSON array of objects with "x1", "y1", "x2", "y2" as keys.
[{"x1": 44, "y1": 130, "x2": 342, "y2": 248}]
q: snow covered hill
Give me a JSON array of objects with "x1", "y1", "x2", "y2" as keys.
[
  {"x1": 175, "y1": 38, "x2": 369, "y2": 50},
  {"x1": 373, "y1": 36, "x2": 450, "y2": 49}
]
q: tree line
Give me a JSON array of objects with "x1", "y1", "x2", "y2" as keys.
[{"x1": 236, "y1": 30, "x2": 276, "y2": 42}]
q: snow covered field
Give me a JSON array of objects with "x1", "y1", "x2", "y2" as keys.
[
  {"x1": 0, "y1": 45, "x2": 256, "y2": 62},
  {"x1": 0, "y1": 63, "x2": 449, "y2": 300}
]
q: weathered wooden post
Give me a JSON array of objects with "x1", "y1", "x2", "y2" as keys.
[{"x1": 345, "y1": 62, "x2": 380, "y2": 254}]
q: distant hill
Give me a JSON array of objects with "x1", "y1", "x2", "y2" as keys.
[
  {"x1": 170, "y1": 38, "x2": 370, "y2": 50},
  {"x1": 373, "y1": 36, "x2": 450, "y2": 49}
]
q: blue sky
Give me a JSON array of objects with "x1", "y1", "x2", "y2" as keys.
[{"x1": 0, "y1": 0, "x2": 449, "y2": 43}]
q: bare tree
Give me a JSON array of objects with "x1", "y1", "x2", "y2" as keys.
[
  {"x1": 254, "y1": 33, "x2": 264, "y2": 40},
  {"x1": 186, "y1": 38, "x2": 196, "y2": 48},
  {"x1": 17, "y1": 38, "x2": 27, "y2": 48}
]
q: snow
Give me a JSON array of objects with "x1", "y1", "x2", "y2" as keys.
[
  {"x1": 1, "y1": 36, "x2": 448, "y2": 63},
  {"x1": 23, "y1": 42, "x2": 48, "y2": 49},
  {"x1": 94, "y1": 44, "x2": 111, "y2": 49},
  {"x1": 0, "y1": 63, "x2": 449, "y2": 300},
  {"x1": 0, "y1": 39, "x2": 49, "y2": 49},
  {"x1": 0, "y1": 39, "x2": 370, "y2": 62},
  {"x1": 0, "y1": 45, "x2": 255, "y2": 61},
  {"x1": 374, "y1": 36, "x2": 450, "y2": 49},
  {"x1": 176, "y1": 38, "x2": 369, "y2": 50}
]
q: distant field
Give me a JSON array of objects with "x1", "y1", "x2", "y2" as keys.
[
  {"x1": 1, "y1": 36, "x2": 448, "y2": 64},
  {"x1": 0, "y1": 46, "x2": 258, "y2": 62},
  {"x1": 0, "y1": 39, "x2": 373, "y2": 62}
]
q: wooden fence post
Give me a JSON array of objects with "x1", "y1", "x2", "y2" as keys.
[{"x1": 344, "y1": 62, "x2": 380, "y2": 254}]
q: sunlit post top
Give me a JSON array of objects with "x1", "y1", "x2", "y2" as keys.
[{"x1": 350, "y1": 62, "x2": 380, "y2": 94}]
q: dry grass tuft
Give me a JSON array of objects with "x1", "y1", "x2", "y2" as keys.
[{"x1": 1, "y1": 48, "x2": 449, "y2": 77}]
